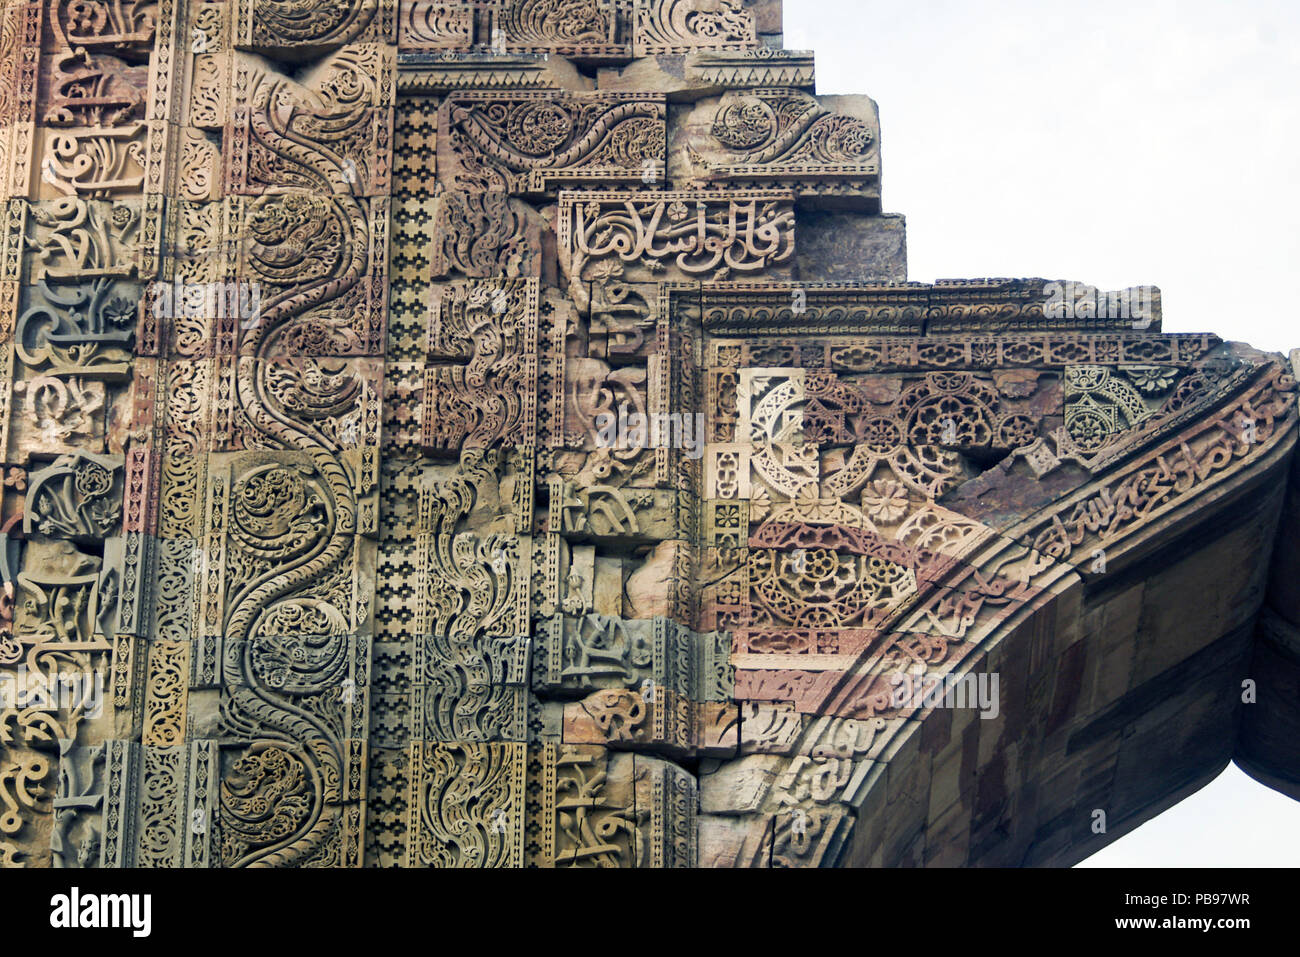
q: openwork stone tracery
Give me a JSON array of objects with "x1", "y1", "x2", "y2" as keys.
[{"x1": 0, "y1": 0, "x2": 1295, "y2": 870}]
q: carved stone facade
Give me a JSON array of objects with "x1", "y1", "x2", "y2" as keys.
[{"x1": 0, "y1": 0, "x2": 1295, "y2": 870}]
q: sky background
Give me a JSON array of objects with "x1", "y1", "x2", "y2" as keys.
[
  {"x1": 784, "y1": 0, "x2": 1300, "y2": 865},
  {"x1": 785, "y1": 0, "x2": 1300, "y2": 355}
]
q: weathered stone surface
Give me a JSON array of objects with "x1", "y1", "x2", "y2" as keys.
[
  {"x1": 701, "y1": 753, "x2": 782, "y2": 814},
  {"x1": 796, "y1": 210, "x2": 908, "y2": 280},
  {"x1": 674, "y1": 91, "x2": 880, "y2": 207}
]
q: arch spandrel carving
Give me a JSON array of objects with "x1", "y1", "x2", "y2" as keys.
[{"x1": 0, "y1": 0, "x2": 1294, "y2": 871}]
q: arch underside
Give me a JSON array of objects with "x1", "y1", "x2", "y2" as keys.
[{"x1": 689, "y1": 329, "x2": 1300, "y2": 867}]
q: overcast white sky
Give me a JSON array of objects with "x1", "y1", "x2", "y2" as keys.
[
  {"x1": 785, "y1": 0, "x2": 1300, "y2": 866},
  {"x1": 786, "y1": 0, "x2": 1300, "y2": 355}
]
